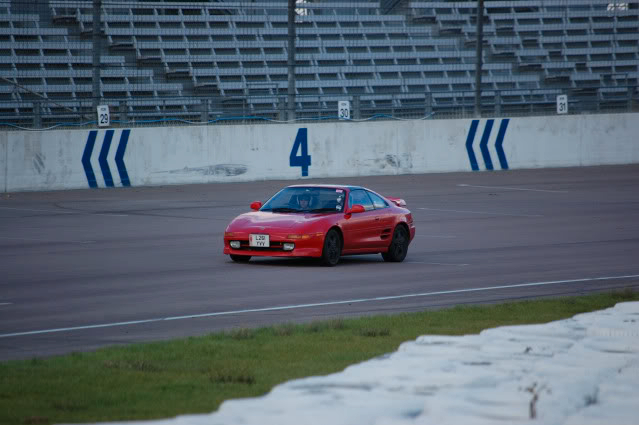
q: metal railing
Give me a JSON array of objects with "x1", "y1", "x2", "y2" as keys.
[{"x1": 1, "y1": 86, "x2": 637, "y2": 130}]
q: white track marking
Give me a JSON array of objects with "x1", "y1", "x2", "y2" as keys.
[
  {"x1": 406, "y1": 261, "x2": 469, "y2": 266},
  {"x1": 0, "y1": 206, "x2": 127, "y2": 217},
  {"x1": 0, "y1": 303, "x2": 12, "y2": 306},
  {"x1": 2, "y1": 274, "x2": 638, "y2": 339},
  {"x1": 458, "y1": 184, "x2": 567, "y2": 193},
  {"x1": 418, "y1": 207, "x2": 542, "y2": 218}
]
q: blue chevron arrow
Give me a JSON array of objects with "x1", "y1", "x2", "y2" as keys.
[
  {"x1": 465, "y1": 120, "x2": 480, "y2": 171},
  {"x1": 466, "y1": 119, "x2": 510, "y2": 171},
  {"x1": 82, "y1": 130, "x2": 98, "y2": 188},
  {"x1": 98, "y1": 130, "x2": 115, "y2": 187},
  {"x1": 115, "y1": 129, "x2": 131, "y2": 187},
  {"x1": 479, "y1": 119, "x2": 495, "y2": 171},
  {"x1": 495, "y1": 119, "x2": 510, "y2": 170}
]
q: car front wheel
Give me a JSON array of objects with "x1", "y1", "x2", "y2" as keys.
[
  {"x1": 321, "y1": 229, "x2": 342, "y2": 266},
  {"x1": 230, "y1": 254, "x2": 251, "y2": 263},
  {"x1": 382, "y1": 225, "x2": 409, "y2": 262}
]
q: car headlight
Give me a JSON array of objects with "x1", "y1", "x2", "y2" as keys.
[
  {"x1": 283, "y1": 243, "x2": 295, "y2": 251},
  {"x1": 230, "y1": 241, "x2": 240, "y2": 249}
]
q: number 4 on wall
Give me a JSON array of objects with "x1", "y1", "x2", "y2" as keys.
[{"x1": 290, "y1": 128, "x2": 311, "y2": 177}]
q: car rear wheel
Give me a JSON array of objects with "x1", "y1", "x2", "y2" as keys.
[
  {"x1": 321, "y1": 229, "x2": 342, "y2": 266},
  {"x1": 382, "y1": 225, "x2": 409, "y2": 262},
  {"x1": 230, "y1": 254, "x2": 251, "y2": 263}
]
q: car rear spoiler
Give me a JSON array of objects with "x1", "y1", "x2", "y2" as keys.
[{"x1": 386, "y1": 197, "x2": 407, "y2": 207}]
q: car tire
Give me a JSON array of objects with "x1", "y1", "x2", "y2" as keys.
[
  {"x1": 382, "y1": 225, "x2": 409, "y2": 262},
  {"x1": 230, "y1": 254, "x2": 251, "y2": 263},
  {"x1": 321, "y1": 229, "x2": 342, "y2": 266}
]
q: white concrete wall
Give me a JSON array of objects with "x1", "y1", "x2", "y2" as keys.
[
  {"x1": 1, "y1": 113, "x2": 638, "y2": 192},
  {"x1": 506, "y1": 113, "x2": 639, "y2": 169}
]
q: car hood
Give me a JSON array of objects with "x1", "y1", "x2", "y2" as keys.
[{"x1": 228, "y1": 211, "x2": 330, "y2": 231}]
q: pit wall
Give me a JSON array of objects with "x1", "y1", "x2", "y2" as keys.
[{"x1": 1, "y1": 113, "x2": 638, "y2": 193}]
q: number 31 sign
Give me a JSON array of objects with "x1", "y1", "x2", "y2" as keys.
[
  {"x1": 556, "y1": 95, "x2": 568, "y2": 115},
  {"x1": 97, "y1": 105, "x2": 110, "y2": 127}
]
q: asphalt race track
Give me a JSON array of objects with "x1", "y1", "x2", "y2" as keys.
[{"x1": 1, "y1": 165, "x2": 639, "y2": 361}]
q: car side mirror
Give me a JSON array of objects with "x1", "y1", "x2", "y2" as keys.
[
  {"x1": 250, "y1": 201, "x2": 262, "y2": 211},
  {"x1": 350, "y1": 204, "x2": 365, "y2": 214}
]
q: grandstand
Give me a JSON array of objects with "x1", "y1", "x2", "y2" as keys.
[{"x1": 0, "y1": 0, "x2": 637, "y2": 128}]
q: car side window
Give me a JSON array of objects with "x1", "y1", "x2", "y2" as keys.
[
  {"x1": 367, "y1": 191, "x2": 389, "y2": 209},
  {"x1": 348, "y1": 189, "x2": 374, "y2": 211}
]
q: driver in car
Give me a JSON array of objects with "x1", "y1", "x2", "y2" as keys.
[{"x1": 298, "y1": 194, "x2": 311, "y2": 210}]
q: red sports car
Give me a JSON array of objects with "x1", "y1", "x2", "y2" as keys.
[{"x1": 223, "y1": 184, "x2": 415, "y2": 266}]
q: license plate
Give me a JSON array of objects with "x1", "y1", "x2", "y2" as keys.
[{"x1": 249, "y1": 234, "x2": 270, "y2": 247}]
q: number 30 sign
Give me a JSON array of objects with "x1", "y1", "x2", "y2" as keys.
[
  {"x1": 97, "y1": 105, "x2": 110, "y2": 127},
  {"x1": 338, "y1": 100, "x2": 350, "y2": 120}
]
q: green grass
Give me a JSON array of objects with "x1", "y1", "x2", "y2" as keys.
[{"x1": 1, "y1": 290, "x2": 638, "y2": 425}]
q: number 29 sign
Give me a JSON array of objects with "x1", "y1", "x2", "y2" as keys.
[{"x1": 97, "y1": 105, "x2": 110, "y2": 127}]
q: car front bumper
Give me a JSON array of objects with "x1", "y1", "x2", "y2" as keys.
[{"x1": 224, "y1": 231, "x2": 324, "y2": 258}]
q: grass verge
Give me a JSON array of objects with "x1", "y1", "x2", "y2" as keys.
[{"x1": 1, "y1": 290, "x2": 638, "y2": 425}]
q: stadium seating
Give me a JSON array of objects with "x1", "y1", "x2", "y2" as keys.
[{"x1": 0, "y1": 0, "x2": 637, "y2": 127}]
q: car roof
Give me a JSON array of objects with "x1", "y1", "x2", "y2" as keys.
[{"x1": 286, "y1": 184, "x2": 364, "y2": 191}]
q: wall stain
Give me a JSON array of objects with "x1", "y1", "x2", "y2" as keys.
[
  {"x1": 33, "y1": 153, "x2": 45, "y2": 174},
  {"x1": 348, "y1": 155, "x2": 403, "y2": 170},
  {"x1": 156, "y1": 164, "x2": 248, "y2": 177},
  {"x1": 212, "y1": 164, "x2": 248, "y2": 176},
  {"x1": 385, "y1": 154, "x2": 399, "y2": 168}
]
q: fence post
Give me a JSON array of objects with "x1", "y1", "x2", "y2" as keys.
[
  {"x1": 278, "y1": 96, "x2": 287, "y2": 121},
  {"x1": 243, "y1": 99, "x2": 246, "y2": 124},
  {"x1": 33, "y1": 100, "x2": 41, "y2": 129},
  {"x1": 162, "y1": 99, "x2": 166, "y2": 125},
  {"x1": 353, "y1": 95, "x2": 360, "y2": 120},
  {"x1": 211, "y1": 97, "x2": 221, "y2": 123},
  {"x1": 392, "y1": 94, "x2": 396, "y2": 118},
  {"x1": 200, "y1": 99, "x2": 209, "y2": 123},
  {"x1": 495, "y1": 91, "x2": 501, "y2": 117},
  {"x1": 425, "y1": 92, "x2": 432, "y2": 117},
  {"x1": 119, "y1": 101, "x2": 128, "y2": 126}
]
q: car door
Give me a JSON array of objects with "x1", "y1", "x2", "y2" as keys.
[
  {"x1": 366, "y1": 190, "x2": 395, "y2": 247},
  {"x1": 341, "y1": 189, "x2": 379, "y2": 251}
]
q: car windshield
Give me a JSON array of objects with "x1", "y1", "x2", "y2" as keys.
[{"x1": 260, "y1": 187, "x2": 346, "y2": 213}]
